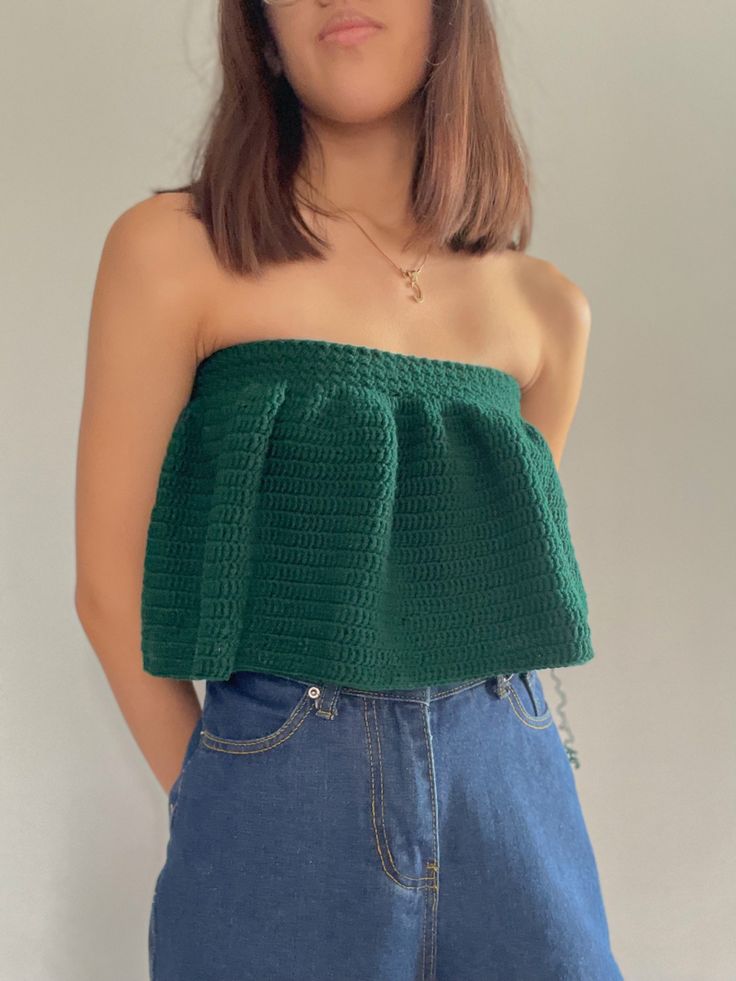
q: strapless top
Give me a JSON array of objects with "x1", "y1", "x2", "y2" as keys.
[{"x1": 140, "y1": 337, "x2": 594, "y2": 689}]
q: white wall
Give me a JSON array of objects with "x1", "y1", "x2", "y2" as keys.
[{"x1": 2, "y1": 1, "x2": 734, "y2": 978}]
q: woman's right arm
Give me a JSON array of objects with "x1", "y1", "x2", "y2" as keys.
[{"x1": 74, "y1": 193, "x2": 208, "y2": 795}]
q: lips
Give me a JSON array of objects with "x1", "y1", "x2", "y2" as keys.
[{"x1": 318, "y1": 10, "x2": 385, "y2": 42}]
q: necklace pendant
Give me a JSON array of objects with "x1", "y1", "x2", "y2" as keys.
[{"x1": 403, "y1": 268, "x2": 424, "y2": 303}]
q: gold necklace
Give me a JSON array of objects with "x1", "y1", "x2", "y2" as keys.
[{"x1": 301, "y1": 187, "x2": 432, "y2": 303}]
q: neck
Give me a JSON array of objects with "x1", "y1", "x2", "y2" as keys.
[{"x1": 295, "y1": 99, "x2": 423, "y2": 244}]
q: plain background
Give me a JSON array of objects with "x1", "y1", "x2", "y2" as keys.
[{"x1": 2, "y1": 1, "x2": 734, "y2": 978}]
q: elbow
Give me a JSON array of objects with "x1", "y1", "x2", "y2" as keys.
[
  {"x1": 74, "y1": 580, "x2": 138, "y2": 637},
  {"x1": 74, "y1": 581, "x2": 101, "y2": 629}
]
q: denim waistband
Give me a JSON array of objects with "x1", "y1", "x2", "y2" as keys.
[
  {"x1": 300, "y1": 672, "x2": 523, "y2": 706},
  {"x1": 220, "y1": 667, "x2": 579, "y2": 768}
]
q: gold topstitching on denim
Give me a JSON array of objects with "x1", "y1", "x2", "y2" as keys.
[
  {"x1": 201, "y1": 702, "x2": 313, "y2": 754},
  {"x1": 370, "y1": 699, "x2": 434, "y2": 883},
  {"x1": 361, "y1": 698, "x2": 434, "y2": 890},
  {"x1": 506, "y1": 685, "x2": 553, "y2": 729}
]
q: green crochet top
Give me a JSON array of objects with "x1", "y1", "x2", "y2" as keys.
[{"x1": 140, "y1": 337, "x2": 594, "y2": 689}]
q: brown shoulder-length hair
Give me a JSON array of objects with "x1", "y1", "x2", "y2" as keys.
[{"x1": 154, "y1": 0, "x2": 533, "y2": 277}]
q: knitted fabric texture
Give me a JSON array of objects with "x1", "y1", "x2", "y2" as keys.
[{"x1": 140, "y1": 337, "x2": 594, "y2": 689}]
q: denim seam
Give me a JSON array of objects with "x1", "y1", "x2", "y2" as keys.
[
  {"x1": 341, "y1": 678, "x2": 486, "y2": 703},
  {"x1": 520, "y1": 671, "x2": 545, "y2": 716},
  {"x1": 148, "y1": 876, "x2": 158, "y2": 980},
  {"x1": 506, "y1": 686, "x2": 553, "y2": 729},
  {"x1": 168, "y1": 727, "x2": 203, "y2": 828},
  {"x1": 430, "y1": 679, "x2": 488, "y2": 701},
  {"x1": 201, "y1": 701, "x2": 313, "y2": 754},
  {"x1": 371, "y1": 700, "x2": 434, "y2": 883},
  {"x1": 418, "y1": 702, "x2": 440, "y2": 980},
  {"x1": 362, "y1": 698, "x2": 434, "y2": 891}
]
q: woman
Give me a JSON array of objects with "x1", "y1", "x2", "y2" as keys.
[{"x1": 75, "y1": 1, "x2": 623, "y2": 978}]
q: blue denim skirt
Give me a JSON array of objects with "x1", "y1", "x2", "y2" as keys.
[{"x1": 148, "y1": 668, "x2": 623, "y2": 981}]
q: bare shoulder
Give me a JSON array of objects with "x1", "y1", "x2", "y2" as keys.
[
  {"x1": 518, "y1": 254, "x2": 591, "y2": 349},
  {"x1": 506, "y1": 252, "x2": 591, "y2": 389},
  {"x1": 103, "y1": 190, "x2": 204, "y2": 279},
  {"x1": 501, "y1": 254, "x2": 592, "y2": 466},
  {"x1": 97, "y1": 190, "x2": 211, "y2": 357}
]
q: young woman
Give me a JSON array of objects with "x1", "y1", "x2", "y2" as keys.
[{"x1": 75, "y1": 1, "x2": 623, "y2": 978}]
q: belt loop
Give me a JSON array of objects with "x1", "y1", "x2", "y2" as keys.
[
  {"x1": 309, "y1": 681, "x2": 341, "y2": 720},
  {"x1": 494, "y1": 673, "x2": 514, "y2": 699}
]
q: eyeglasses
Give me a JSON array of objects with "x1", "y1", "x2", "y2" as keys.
[{"x1": 262, "y1": 0, "x2": 302, "y2": 7}]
